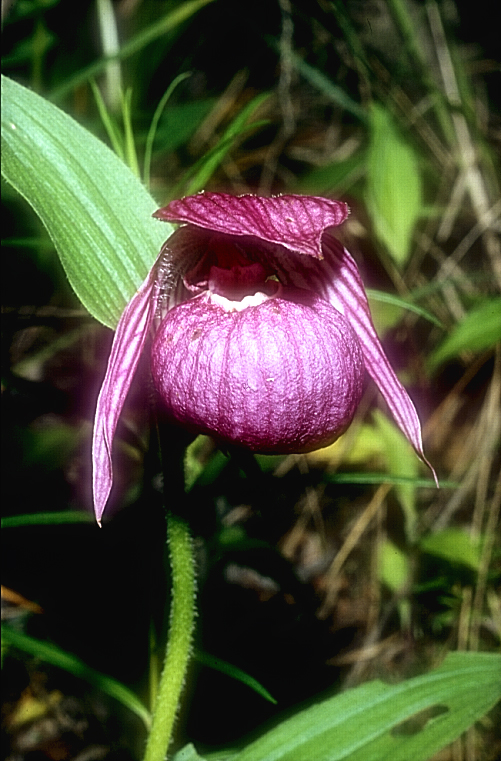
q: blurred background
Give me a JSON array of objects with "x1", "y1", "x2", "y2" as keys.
[{"x1": 2, "y1": 1, "x2": 500, "y2": 759}]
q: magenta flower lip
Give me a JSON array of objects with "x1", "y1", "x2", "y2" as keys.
[
  {"x1": 92, "y1": 192, "x2": 437, "y2": 523},
  {"x1": 151, "y1": 287, "x2": 365, "y2": 454}
]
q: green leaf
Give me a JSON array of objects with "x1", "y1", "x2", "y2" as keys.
[
  {"x1": 428, "y1": 298, "x2": 501, "y2": 370},
  {"x1": 366, "y1": 103, "x2": 422, "y2": 267},
  {"x1": 419, "y1": 528, "x2": 482, "y2": 571},
  {"x1": 1, "y1": 75, "x2": 171, "y2": 328},
  {"x1": 230, "y1": 652, "x2": 501, "y2": 761},
  {"x1": 2, "y1": 626, "x2": 151, "y2": 729}
]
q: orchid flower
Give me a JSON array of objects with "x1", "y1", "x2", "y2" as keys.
[{"x1": 92, "y1": 192, "x2": 436, "y2": 523}]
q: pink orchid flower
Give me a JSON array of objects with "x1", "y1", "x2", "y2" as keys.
[{"x1": 92, "y1": 193, "x2": 436, "y2": 523}]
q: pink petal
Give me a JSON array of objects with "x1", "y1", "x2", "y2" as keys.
[
  {"x1": 153, "y1": 192, "x2": 349, "y2": 259},
  {"x1": 92, "y1": 264, "x2": 160, "y2": 523},
  {"x1": 273, "y1": 234, "x2": 438, "y2": 485}
]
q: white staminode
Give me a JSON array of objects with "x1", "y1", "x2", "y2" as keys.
[{"x1": 210, "y1": 290, "x2": 272, "y2": 312}]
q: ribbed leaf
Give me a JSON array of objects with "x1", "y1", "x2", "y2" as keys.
[
  {"x1": 1, "y1": 75, "x2": 171, "y2": 328},
  {"x1": 231, "y1": 652, "x2": 501, "y2": 761}
]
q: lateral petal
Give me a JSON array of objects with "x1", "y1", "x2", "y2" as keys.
[
  {"x1": 273, "y1": 234, "x2": 438, "y2": 484},
  {"x1": 92, "y1": 264, "x2": 160, "y2": 523}
]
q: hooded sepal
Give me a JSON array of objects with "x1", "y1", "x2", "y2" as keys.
[{"x1": 153, "y1": 192, "x2": 349, "y2": 259}]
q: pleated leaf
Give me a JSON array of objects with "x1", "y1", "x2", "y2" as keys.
[
  {"x1": 1, "y1": 75, "x2": 171, "y2": 328},
  {"x1": 230, "y1": 652, "x2": 501, "y2": 761}
]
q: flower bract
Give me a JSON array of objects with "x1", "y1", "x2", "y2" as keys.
[{"x1": 92, "y1": 192, "x2": 436, "y2": 522}]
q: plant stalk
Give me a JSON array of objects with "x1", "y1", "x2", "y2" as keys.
[{"x1": 143, "y1": 512, "x2": 196, "y2": 761}]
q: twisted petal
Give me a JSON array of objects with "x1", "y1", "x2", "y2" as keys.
[
  {"x1": 154, "y1": 192, "x2": 349, "y2": 259},
  {"x1": 92, "y1": 263, "x2": 160, "y2": 523},
  {"x1": 272, "y1": 234, "x2": 438, "y2": 484}
]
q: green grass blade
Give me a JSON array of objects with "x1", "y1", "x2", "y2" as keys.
[
  {"x1": 325, "y1": 473, "x2": 455, "y2": 488},
  {"x1": 2, "y1": 512, "x2": 95, "y2": 529},
  {"x1": 194, "y1": 650, "x2": 277, "y2": 705},
  {"x1": 173, "y1": 125, "x2": 265, "y2": 199},
  {"x1": 181, "y1": 92, "x2": 270, "y2": 197},
  {"x1": 50, "y1": 0, "x2": 216, "y2": 102},
  {"x1": 143, "y1": 72, "x2": 192, "y2": 189},
  {"x1": 291, "y1": 55, "x2": 367, "y2": 122},
  {"x1": 366, "y1": 288, "x2": 444, "y2": 328},
  {"x1": 89, "y1": 78, "x2": 125, "y2": 160},
  {"x1": 2, "y1": 626, "x2": 151, "y2": 730},
  {"x1": 121, "y1": 87, "x2": 140, "y2": 177},
  {"x1": 96, "y1": 0, "x2": 123, "y2": 112}
]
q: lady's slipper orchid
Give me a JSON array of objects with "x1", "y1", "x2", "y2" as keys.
[{"x1": 92, "y1": 193, "x2": 436, "y2": 523}]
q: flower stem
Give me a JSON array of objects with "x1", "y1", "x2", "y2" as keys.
[{"x1": 143, "y1": 512, "x2": 196, "y2": 761}]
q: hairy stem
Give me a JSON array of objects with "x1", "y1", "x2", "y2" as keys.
[{"x1": 143, "y1": 512, "x2": 196, "y2": 761}]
